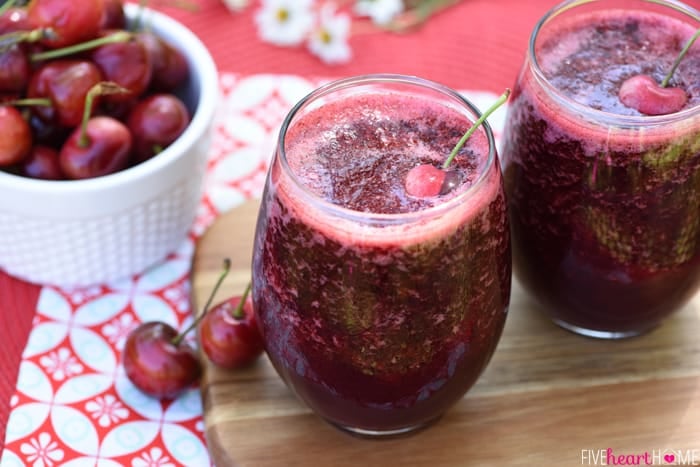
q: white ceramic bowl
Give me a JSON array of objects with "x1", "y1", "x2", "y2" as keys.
[{"x1": 0, "y1": 5, "x2": 218, "y2": 287}]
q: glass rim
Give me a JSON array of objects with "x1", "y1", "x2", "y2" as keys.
[
  {"x1": 276, "y1": 73, "x2": 498, "y2": 225},
  {"x1": 528, "y1": 0, "x2": 700, "y2": 127}
]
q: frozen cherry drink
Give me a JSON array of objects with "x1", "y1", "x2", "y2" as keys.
[
  {"x1": 501, "y1": 0, "x2": 700, "y2": 338},
  {"x1": 252, "y1": 75, "x2": 511, "y2": 436}
]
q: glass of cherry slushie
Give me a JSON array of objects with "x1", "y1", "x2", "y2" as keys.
[
  {"x1": 251, "y1": 75, "x2": 511, "y2": 436},
  {"x1": 501, "y1": 0, "x2": 700, "y2": 338}
]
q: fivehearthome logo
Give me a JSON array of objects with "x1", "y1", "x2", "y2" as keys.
[{"x1": 582, "y1": 449, "x2": 700, "y2": 466}]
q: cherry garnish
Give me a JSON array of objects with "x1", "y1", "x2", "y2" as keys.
[
  {"x1": 404, "y1": 89, "x2": 510, "y2": 198},
  {"x1": 619, "y1": 27, "x2": 699, "y2": 115},
  {"x1": 619, "y1": 75, "x2": 688, "y2": 116},
  {"x1": 199, "y1": 283, "x2": 264, "y2": 369},
  {"x1": 123, "y1": 259, "x2": 231, "y2": 399}
]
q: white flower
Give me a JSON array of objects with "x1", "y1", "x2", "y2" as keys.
[
  {"x1": 255, "y1": 0, "x2": 315, "y2": 46},
  {"x1": 354, "y1": 0, "x2": 404, "y2": 25},
  {"x1": 102, "y1": 313, "x2": 136, "y2": 349},
  {"x1": 132, "y1": 447, "x2": 176, "y2": 467},
  {"x1": 222, "y1": 0, "x2": 250, "y2": 12},
  {"x1": 85, "y1": 394, "x2": 129, "y2": 427},
  {"x1": 308, "y1": 4, "x2": 352, "y2": 64},
  {"x1": 20, "y1": 432, "x2": 64, "y2": 467},
  {"x1": 39, "y1": 347, "x2": 83, "y2": 381}
]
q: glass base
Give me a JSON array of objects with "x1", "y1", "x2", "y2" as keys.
[
  {"x1": 552, "y1": 318, "x2": 658, "y2": 340},
  {"x1": 328, "y1": 416, "x2": 440, "y2": 439}
]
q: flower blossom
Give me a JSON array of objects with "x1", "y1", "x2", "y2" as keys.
[
  {"x1": 85, "y1": 394, "x2": 129, "y2": 427},
  {"x1": 132, "y1": 447, "x2": 176, "y2": 467},
  {"x1": 255, "y1": 0, "x2": 315, "y2": 46},
  {"x1": 354, "y1": 0, "x2": 404, "y2": 25},
  {"x1": 39, "y1": 347, "x2": 83, "y2": 381},
  {"x1": 308, "y1": 4, "x2": 352, "y2": 64},
  {"x1": 19, "y1": 433, "x2": 64, "y2": 467}
]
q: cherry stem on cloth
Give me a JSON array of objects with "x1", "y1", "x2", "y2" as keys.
[
  {"x1": 443, "y1": 88, "x2": 511, "y2": 169},
  {"x1": 661, "y1": 27, "x2": 700, "y2": 88},
  {"x1": 30, "y1": 30, "x2": 132, "y2": 62},
  {"x1": 232, "y1": 282, "x2": 252, "y2": 319},
  {"x1": 171, "y1": 258, "x2": 231, "y2": 347}
]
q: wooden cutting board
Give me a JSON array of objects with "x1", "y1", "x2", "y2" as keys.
[{"x1": 191, "y1": 200, "x2": 700, "y2": 467}]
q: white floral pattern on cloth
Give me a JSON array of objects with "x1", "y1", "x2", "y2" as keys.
[{"x1": 2, "y1": 73, "x2": 504, "y2": 466}]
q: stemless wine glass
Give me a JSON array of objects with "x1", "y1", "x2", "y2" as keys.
[
  {"x1": 251, "y1": 74, "x2": 511, "y2": 437},
  {"x1": 501, "y1": 0, "x2": 700, "y2": 338}
]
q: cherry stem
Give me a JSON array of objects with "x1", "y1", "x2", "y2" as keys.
[
  {"x1": 171, "y1": 258, "x2": 232, "y2": 347},
  {"x1": 30, "y1": 30, "x2": 132, "y2": 62},
  {"x1": 0, "y1": 28, "x2": 49, "y2": 51},
  {"x1": 7, "y1": 98, "x2": 52, "y2": 107},
  {"x1": 0, "y1": 0, "x2": 16, "y2": 16},
  {"x1": 78, "y1": 82, "x2": 130, "y2": 148},
  {"x1": 443, "y1": 88, "x2": 511, "y2": 170},
  {"x1": 661, "y1": 27, "x2": 700, "y2": 88},
  {"x1": 231, "y1": 282, "x2": 252, "y2": 320}
]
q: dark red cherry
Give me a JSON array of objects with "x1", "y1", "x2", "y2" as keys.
[
  {"x1": 123, "y1": 322, "x2": 201, "y2": 400},
  {"x1": 20, "y1": 145, "x2": 64, "y2": 180},
  {"x1": 127, "y1": 93, "x2": 189, "y2": 163},
  {"x1": 0, "y1": 46, "x2": 30, "y2": 94},
  {"x1": 91, "y1": 32, "x2": 152, "y2": 102},
  {"x1": 0, "y1": 7, "x2": 33, "y2": 35},
  {"x1": 619, "y1": 75, "x2": 688, "y2": 116},
  {"x1": 59, "y1": 116, "x2": 131, "y2": 179},
  {"x1": 0, "y1": 105, "x2": 32, "y2": 166},
  {"x1": 48, "y1": 60, "x2": 104, "y2": 127},
  {"x1": 136, "y1": 32, "x2": 188, "y2": 91},
  {"x1": 99, "y1": 0, "x2": 126, "y2": 30},
  {"x1": 27, "y1": 0, "x2": 105, "y2": 48},
  {"x1": 199, "y1": 288, "x2": 264, "y2": 369}
]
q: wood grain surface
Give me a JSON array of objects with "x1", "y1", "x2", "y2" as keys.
[{"x1": 192, "y1": 200, "x2": 700, "y2": 467}]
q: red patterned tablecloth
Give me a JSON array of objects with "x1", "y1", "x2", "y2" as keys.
[{"x1": 3, "y1": 0, "x2": 699, "y2": 465}]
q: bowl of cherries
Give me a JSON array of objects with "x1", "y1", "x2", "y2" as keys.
[{"x1": 0, "y1": 0, "x2": 218, "y2": 287}]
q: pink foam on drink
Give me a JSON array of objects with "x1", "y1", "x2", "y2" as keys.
[
  {"x1": 525, "y1": 9, "x2": 700, "y2": 156},
  {"x1": 274, "y1": 92, "x2": 501, "y2": 248}
]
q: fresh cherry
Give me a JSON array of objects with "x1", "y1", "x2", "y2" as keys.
[
  {"x1": 0, "y1": 46, "x2": 30, "y2": 94},
  {"x1": 27, "y1": 0, "x2": 105, "y2": 48},
  {"x1": 199, "y1": 283, "x2": 264, "y2": 369},
  {"x1": 0, "y1": 105, "x2": 32, "y2": 166},
  {"x1": 127, "y1": 93, "x2": 189, "y2": 163},
  {"x1": 20, "y1": 145, "x2": 64, "y2": 179},
  {"x1": 0, "y1": 7, "x2": 33, "y2": 35},
  {"x1": 60, "y1": 115, "x2": 131, "y2": 178},
  {"x1": 122, "y1": 259, "x2": 231, "y2": 399},
  {"x1": 30, "y1": 60, "x2": 104, "y2": 127},
  {"x1": 404, "y1": 89, "x2": 510, "y2": 197},
  {"x1": 619, "y1": 27, "x2": 699, "y2": 116},
  {"x1": 135, "y1": 31, "x2": 188, "y2": 92},
  {"x1": 123, "y1": 321, "x2": 201, "y2": 399},
  {"x1": 91, "y1": 31, "x2": 152, "y2": 102},
  {"x1": 59, "y1": 82, "x2": 132, "y2": 179},
  {"x1": 100, "y1": 0, "x2": 126, "y2": 30}
]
